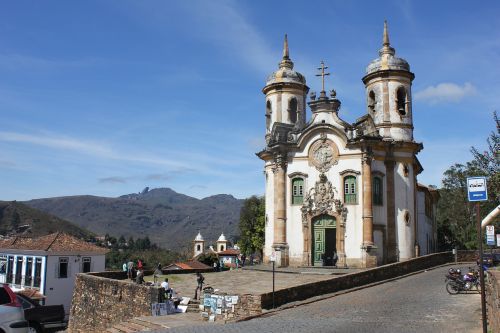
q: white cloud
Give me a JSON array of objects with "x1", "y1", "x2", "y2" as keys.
[
  {"x1": 414, "y1": 82, "x2": 477, "y2": 104},
  {"x1": 0, "y1": 131, "x2": 111, "y2": 156},
  {"x1": 182, "y1": 1, "x2": 277, "y2": 74}
]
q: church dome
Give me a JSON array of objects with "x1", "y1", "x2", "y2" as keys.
[
  {"x1": 194, "y1": 232, "x2": 204, "y2": 241},
  {"x1": 265, "y1": 34, "x2": 306, "y2": 86},
  {"x1": 217, "y1": 233, "x2": 227, "y2": 242},
  {"x1": 365, "y1": 21, "x2": 410, "y2": 75}
]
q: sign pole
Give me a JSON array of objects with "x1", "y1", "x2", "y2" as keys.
[
  {"x1": 467, "y1": 176, "x2": 488, "y2": 333},
  {"x1": 477, "y1": 202, "x2": 487, "y2": 333}
]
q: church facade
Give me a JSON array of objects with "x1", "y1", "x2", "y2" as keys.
[{"x1": 257, "y1": 22, "x2": 438, "y2": 268}]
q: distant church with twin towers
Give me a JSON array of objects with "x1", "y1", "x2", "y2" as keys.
[{"x1": 257, "y1": 22, "x2": 439, "y2": 268}]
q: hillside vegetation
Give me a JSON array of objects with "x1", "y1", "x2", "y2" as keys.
[
  {"x1": 0, "y1": 201, "x2": 94, "y2": 239},
  {"x1": 25, "y1": 187, "x2": 243, "y2": 251}
]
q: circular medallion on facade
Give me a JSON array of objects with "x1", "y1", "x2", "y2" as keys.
[{"x1": 309, "y1": 139, "x2": 338, "y2": 172}]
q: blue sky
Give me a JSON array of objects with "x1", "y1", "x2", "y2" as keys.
[{"x1": 0, "y1": 0, "x2": 498, "y2": 201}]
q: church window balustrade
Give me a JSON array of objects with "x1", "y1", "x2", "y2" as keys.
[
  {"x1": 343, "y1": 176, "x2": 357, "y2": 204},
  {"x1": 291, "y1": 177, "x2": 304, "y2": 205},
  {"x1": 373, "y1": 176, "x2": 383, "y2": 205}
]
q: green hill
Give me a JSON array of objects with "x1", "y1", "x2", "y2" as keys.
[
  {"x1": 0, "y1": 201, "x2": 94, "y2": 239},
  {"x1": 25, "y1": 188, "x2": 244, "y2": 251}
]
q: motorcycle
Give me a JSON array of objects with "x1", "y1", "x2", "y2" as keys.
[{"x1": 445, "y1": 267, "x2": 481, "y2": 294}]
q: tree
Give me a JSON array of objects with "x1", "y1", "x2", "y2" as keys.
[
  {"x1": 437, "y1": 112, "x2": 500, "y2": 250},
  {"x1": 238, "y1": 196, "x2": 265, "y2": 258}
]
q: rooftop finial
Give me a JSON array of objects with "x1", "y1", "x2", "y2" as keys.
[
  {"x1": 383, "y1": 20, "x2": 390, "y2": 47},
  {"x1": 279, "y1": 34, "x2": 294, "y2": 69},
  {"x1": 379, "y1": 20, "x2": 395, "y2": 56},
  {"x1": 283, "y1": 34, "x2": 289, "y2": 59}
]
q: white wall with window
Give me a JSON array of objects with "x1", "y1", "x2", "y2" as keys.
[{"x1": 0, "y1": 250, "x2": 104, "y2": 313}]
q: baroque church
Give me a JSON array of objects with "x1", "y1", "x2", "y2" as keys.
[{"x1": 257, "y1": 22, "x2": 439, "y2": 268}]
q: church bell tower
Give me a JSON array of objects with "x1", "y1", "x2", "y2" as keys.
[
  {"x1": 362, "y1": 21, "x2": 415, "y2": 141},
  {"x1": 262, "y1": 35, "x2": 309, "y2": 143}
]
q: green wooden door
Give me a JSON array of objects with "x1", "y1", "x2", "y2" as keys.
[{"x1": 312, "y1": 215, "x2": 336, "y2": 266}]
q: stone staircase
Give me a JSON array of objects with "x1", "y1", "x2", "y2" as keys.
[
  {"x1": 186, "y1": 299, "x2": 201, "y2": 313},
  {"x1": 106, "y1": 318, "x2": 165, "y2": 332},
  {"x1": 105, "y1": 299, "x2": 202, "y2": 333}
]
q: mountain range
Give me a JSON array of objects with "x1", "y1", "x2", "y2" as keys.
[{"x1": 24, "y1": 187, "x2": 244, "y2": 251}]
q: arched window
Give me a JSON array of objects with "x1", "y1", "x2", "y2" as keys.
[
  {"x1": 196, "y1": 244, "x2": 201, "y2": 251},
  {"x1": 373, "y1": 176, "x2": 383, "y2": 205},
  {"x1": 288, "y1": 97, "x2": 297, "y2": 124},
  {"x1": 220, "y1": 245, "x2": 224, "y2": 252},
  {"x1": 368, "y1": 90, "x2": 376, "y2": 112},
  {"x1": 291, "y1": 177, "x2": 304, "y2": 204},
  {"x1": 396, "y1": 87, "x2": 407, "y2": 116},
  {"x1": 266, "y1": 100, "x2": 272, "y2": 130},
  {"x1": 344, "y1": 176, "x2": 357, "y2": 204}
]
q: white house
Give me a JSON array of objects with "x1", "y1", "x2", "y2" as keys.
[
  {"x1": 257, "y1": 22, "x2": 439, "y2": 268},
  {"x1": 0, "y1": 232, "x2": 108, "y2": 313}
]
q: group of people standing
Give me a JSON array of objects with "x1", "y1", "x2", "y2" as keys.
[{"x1": 123, "y1": 259, "x2": 145, "y2": 283}]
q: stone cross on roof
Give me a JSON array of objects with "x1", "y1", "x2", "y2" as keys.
[{"x1": 316, "y1": 60, "x2": 330, "y2": 96}]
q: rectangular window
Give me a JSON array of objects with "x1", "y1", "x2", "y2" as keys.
[
  {"x1": 58, "y1": 257, "x2": 68, "y2": 279},
  {"x1": 7, "y1": 256, "x2": 14, "y2": 284},
  {"x1": 34, "y1": 258, "x2": 42, "y2": 288},
  {"x1": 373, "y1": 177, "x2": 383, "y2": 205},
  {"x1": 15, "y1": 257, "x2": 23, "y2": 285},
  {"x1": 82, "y1": 257, "x2": 91, "y2": 273},
  {"x1": 0, "y1": 255, "x2": 6, "y2": 275},
  {"x1": 25, "y1": 257, "x2": 33, "y2": 287},
  {"x1": 292, "y1": 178, "x2": 304, "y2": 205},
  {"x1": 344, "y1": 176, "x2": 357, "y2": 204}
]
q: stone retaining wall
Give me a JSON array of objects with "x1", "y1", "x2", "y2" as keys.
[
  {"x1": 68, "y1": 273, "x2": 162, "y2": 333},
  {"x1": 69, "y1": 252, "x2": 461, "y2": 330},
  {"x1": 260, "y1": 252, "x2": 453, "y2": 309},
  {"x1": 200, "y1": 293, "x2": 262, "y2": 323},
  {"x1": 486, "y1": 270, "x2": 500, "y2": 333}
]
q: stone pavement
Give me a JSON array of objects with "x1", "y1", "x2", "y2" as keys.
[
  {"x1": 147, "y1": 265, "x2": 353, "y2": 300},
  {"x1": 148, "y1": 265, "x2": 482, "y2": 333}
]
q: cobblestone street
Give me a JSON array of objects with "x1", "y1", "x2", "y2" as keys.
[{"x1": 151, "y1": 265, "x2": 482, "y2": 333}]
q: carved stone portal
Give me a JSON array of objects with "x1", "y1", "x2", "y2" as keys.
[
  {"x1": 301, "y1": 173, "x2": 343, "y2": 224},
  {"x1": 301, "y1": 173, "x2": 347, "y2": 266}
]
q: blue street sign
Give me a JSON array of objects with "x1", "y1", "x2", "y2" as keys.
[{"x1": 467, "y1": 177, "x2": 488, "y2": 202}]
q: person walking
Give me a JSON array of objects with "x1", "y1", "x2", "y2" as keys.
[
  {"x1": 127, "y1": 260, "x2": 134, "y2": 280},
  {"x1": 194, "y1": 272, "x2": 205, "y2": 300}
]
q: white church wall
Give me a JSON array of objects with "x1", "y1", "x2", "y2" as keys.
[
  {"x1": 371, "y1": 159, "x2": 388, "y2": 227},
  {"x1": 264, "y1": 165, "x2": 275, "y2": 261},
  {"x1": 394, "y1": 161, "x2": 415, "y2": 260},
  {"x1": 416, "y1": 190, "x2": 435, "y2": 255}
]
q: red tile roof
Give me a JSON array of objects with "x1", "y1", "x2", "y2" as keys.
[
  {"x1": 0, "y1": 232, "x2": 108, "y2": 254},
  {"x1": 164, "y1": 260, "x2": 211, "y2": 270},
  {"x1": 218, "y1": 249, "x2": 240, "y2": 256}
]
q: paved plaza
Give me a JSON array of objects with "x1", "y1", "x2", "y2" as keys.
[
  {"x1": 146, "y1": 265, "x2": 350, "y2": 300},
  {"x1": 149, "y1": 265, "x2": 482, "y2": 333}
]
